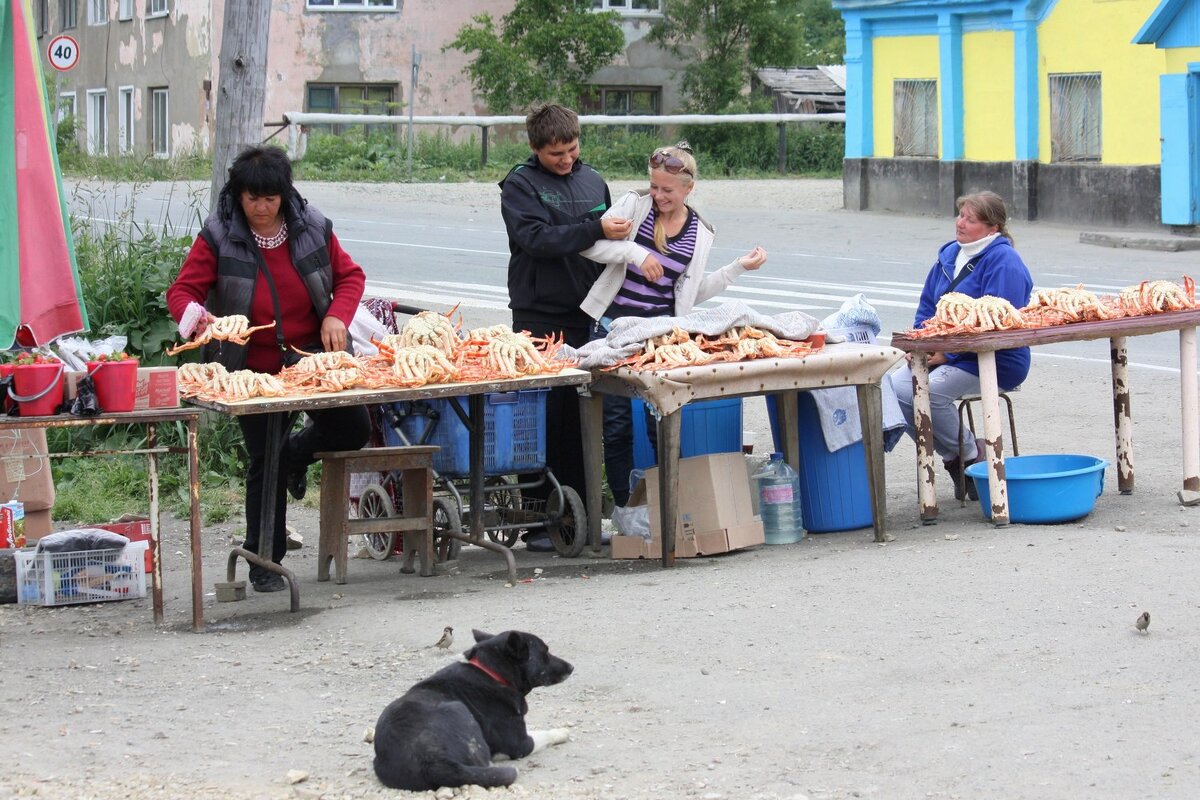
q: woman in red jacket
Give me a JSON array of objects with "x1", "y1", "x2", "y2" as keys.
[{"x1": 168, "y1": 145, "x2": 370, "y2": 592}]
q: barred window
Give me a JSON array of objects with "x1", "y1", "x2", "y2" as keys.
[
  {"x1": 1049, "y1": 73, "x2": 1101, "y2": 163},
  {"x1": 893, "y1": 79, "x2": 938, "y2": 157},
  {"x1": 591, "y1": 0, "x2": 662, "y2": 12},
  {"x1": 305, "y1": 83, "x2": 397, "y2": 135}
]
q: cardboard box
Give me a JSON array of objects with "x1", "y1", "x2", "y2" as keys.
[
  {"x1": 64, "y1": 367, "x2": 179, "y2": 410},
  {"x1": 23, "y1": 509, "x2": 52, "y2": 542},
  {"x1": 134, "y1": 367, "x2": 179, "y2": 410},
  {"x1": 91, "y1": 518, "x2": 154, "y2": 573},
  {"x1": 611, "y1": 452, "x2": 764, "y2": 559},
  {"x1": 0, "y1": 428, "x2": 55, "y2": 512}
]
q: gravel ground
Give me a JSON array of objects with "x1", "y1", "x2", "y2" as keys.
[{"x1": 6, "y1": 178, "x2": 1200, "y2": 799}]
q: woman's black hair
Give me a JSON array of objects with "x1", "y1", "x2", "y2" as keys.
[{"x1": 216, "y1": 145, "x2": 298, "y2": 222}]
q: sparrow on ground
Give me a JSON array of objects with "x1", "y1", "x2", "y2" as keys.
[
  {"x1": 1136, "y1": 611, "x2": 1150, "y2": 633},
  {"x1": 432, "y1": 626, "x2": 454, "y2": 649}
]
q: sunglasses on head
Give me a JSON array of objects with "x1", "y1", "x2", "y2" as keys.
[{"x1": 649, "y1": 151, "x2": 693, "y2": 176}]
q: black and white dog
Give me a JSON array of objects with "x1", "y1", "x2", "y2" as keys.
[{"x1": 373, "y1": 629, "x2": 574, "y2": 791}]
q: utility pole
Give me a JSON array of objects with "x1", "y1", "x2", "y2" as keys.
[
  {"x1": 210, "y1": 2, "x2": 272, "y2": 206},
  {"x1": 406, "y1": 44, "x2": 421, "y2": 181}
]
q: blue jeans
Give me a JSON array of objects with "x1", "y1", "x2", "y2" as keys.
[{"x1": 591, "y1": 319, "x2": 657, "y2": 506}]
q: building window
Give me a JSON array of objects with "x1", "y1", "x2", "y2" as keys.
[
  {"x1": 893, "y1": 79, "x2": 938, "y2": 157},
  {"x1": 1049, "y1": 73, "x2": 1101, "y2": 163},
  {"x1": 118, "y1": 0, "x2": 133, "y2": 20},
  {"x1": 590, "y1": 0, "x2": 662, "y2": 12},
  {"x1": 305, "y1": 83, "x2": 396, "y2": 134},
  {"x1": 37, "y1": 0, "x2": 49, "y2": 35},
  {"x1": 86, "y1": 89, "x2": 107, "y2": 155},
  {"x1": 88, "y1": 0, "x2": 106, "y2": 24},
  {"x1": 60, "y1": 0, "x2": 77, "y2": 29},
  {"x1": 151, "y1": 88, "x2": 169, "y2": 158},
  {"x1": 581, "y1": 86, "x2": 660, "y2": 116},
  {"x1": 306, "y1": 0, "x2": 398, "y2": 9},
  {"x1": 118, "y1": 86, "x2": 134, "y2": 154},
  {"x1": 148, "y1": 0, "x2": 168, "y2": 17},
  {"x1": 58, "y1": 92, "x2": 77, "y2": 124}
]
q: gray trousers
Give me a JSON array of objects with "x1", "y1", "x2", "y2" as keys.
[{"x1": 889, "y1": 362, "x2": 981, "y2": 463}]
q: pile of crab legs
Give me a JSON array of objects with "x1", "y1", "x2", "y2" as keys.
[
  {"x1": 172, "y1": 307, "x2": 575, "y2": 403},
  {"x1": 605, "y1": 324, "x2": 823, "y2": 371},
  {"x1": 906, "y1": 275, "x2": 1196, "y2": 338}
]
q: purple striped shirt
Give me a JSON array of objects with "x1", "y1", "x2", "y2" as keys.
[{"x1": 605, "y1": 207, "x2": 697, "y2": 319}]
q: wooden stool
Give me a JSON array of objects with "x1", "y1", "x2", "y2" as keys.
[
  {"x1": 956, "y1": 388, "x2": 1020, "y2": 500},
  {"x1": 313, "y1": 445, "x2": 437, "y2": 584}
]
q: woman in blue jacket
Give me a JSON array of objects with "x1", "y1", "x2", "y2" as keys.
[{"x1": 890, "y1": 191, "x2": 1033, "y2": 500}]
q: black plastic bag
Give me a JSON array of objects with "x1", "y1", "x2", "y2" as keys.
[{"x1": 70, "y1": 376, "x2": 100, "y2": 416}]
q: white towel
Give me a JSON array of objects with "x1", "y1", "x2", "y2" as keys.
[{"x1": 809, "y1": 380, "x2": 907, "y2": 453}]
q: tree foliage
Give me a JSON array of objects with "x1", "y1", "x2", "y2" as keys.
[
  {"x1": 795, "y1": 0, "x2": 845, "y2": 67},
  {"x1": 649, "y1": 0, "x2": 811, "y2": 112},
  {"x1": 445, "y1": 0, "x2": 625, "y2": 113}
]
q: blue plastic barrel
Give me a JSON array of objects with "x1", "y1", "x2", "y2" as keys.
[
  {"x1": 766, "y1": 392, "x2": 873, "y2": 533},
  {"x1": 631, "y1": 397, "x2": 743, "y2": 469}
]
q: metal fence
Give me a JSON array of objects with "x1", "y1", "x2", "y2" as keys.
[
  {"x1": 1049, "y1": 73, "x2": 1102, "y2": 163},
  {"x1": 275, "y1": 112, "x2": 846, "y2": 174}
]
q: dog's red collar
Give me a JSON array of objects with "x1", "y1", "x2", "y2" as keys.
[{"x1": 468, "y1": 657, "x2": 511, "y2": 688}]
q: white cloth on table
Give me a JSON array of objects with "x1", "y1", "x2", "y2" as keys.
[{"x1": 810, "y1": 381, "x2": 907, "y2": 453}]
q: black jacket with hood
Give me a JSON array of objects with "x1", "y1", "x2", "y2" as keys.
[{"x1": 499, "y1": 154, "x2": 611, "y2": 329}]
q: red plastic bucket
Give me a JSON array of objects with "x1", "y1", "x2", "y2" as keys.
[
  {"x1": 10, "y1": 362, "x2": 65, "y2": 417},
  {"x1": 89, "y1": 360, "x2": 139, "y2": 413}
]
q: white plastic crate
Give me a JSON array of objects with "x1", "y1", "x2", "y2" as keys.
[{"x1": 15, "y1": 540, "x2": 148, "y2": 607}]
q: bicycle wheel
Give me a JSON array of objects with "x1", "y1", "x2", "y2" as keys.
[
  {"x1": 483, "y1": 475, "x2": 522, "y2": 547},
  {"x1": 546, "y1": 485, "x2": 587, "y2": 558},
  {"x1": 358, "y1": 483, "x2": 397, "y2": 561},
  {"x1": 432, "y1": 497, "x2": 462, "y2": 562}
]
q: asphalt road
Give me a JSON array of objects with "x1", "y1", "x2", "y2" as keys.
[{"x1": 68, "y1": 177, "x2": 1199, "y2": 373}]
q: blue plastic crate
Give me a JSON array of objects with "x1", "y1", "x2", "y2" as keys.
[
  {"x1": 385, "y1": 389, "x2": 548, "y2": 477},
  {"x1": 631, "y1": 397, "x2": 743, "y2": 469}
]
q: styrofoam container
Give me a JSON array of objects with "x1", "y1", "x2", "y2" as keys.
[{"x1": 965, "y1": 454, "x2": 1108, "y2": 523}]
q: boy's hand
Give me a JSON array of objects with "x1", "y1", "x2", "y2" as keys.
[{"x1": 602, "y1": 217, "x2": 632, "y2": 240}]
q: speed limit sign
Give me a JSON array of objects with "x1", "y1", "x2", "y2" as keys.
[{"x1": 47, "y1": 35, "x2": 79, "y2": 72}]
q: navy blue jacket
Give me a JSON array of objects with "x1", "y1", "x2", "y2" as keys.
[
  {"x1": 499, "y1": 155, "x2": 610, "y2": 329},
  {"x1": 914, "y1": 237, "x2": 1034, "y2": 389}
]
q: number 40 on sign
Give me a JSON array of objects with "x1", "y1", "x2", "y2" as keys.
[{"x1": 47, "y1": 34, "x2": 79, "y2": 72}]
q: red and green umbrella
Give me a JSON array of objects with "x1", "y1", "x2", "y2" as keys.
[{"x1": 0, "y1": 0, "x2": 87, "y2": 349}]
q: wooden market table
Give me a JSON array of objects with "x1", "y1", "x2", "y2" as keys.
[
  {"x1": 891, "y1": 308, "x2": 1200, "y2": 525},
  {"x1": 581, "y1": 342, "x2": 906, "y2": 564},
  {"x1": 186, "y1": 367, "x2": 591, "y2": 605},
  {"x1": 0, "y1": 408, "x2": 204, "y2": 631}
]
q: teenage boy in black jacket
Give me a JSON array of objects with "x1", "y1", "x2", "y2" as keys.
[{"x1": 499, "y1": 103, "x2": 630, "y2": 551}]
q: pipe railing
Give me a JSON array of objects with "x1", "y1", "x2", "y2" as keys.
[{"x1": 278, "y1": 112, "x2": 846, "y2": 174}]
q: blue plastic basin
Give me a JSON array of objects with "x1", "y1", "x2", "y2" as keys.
[{"x1": 965, "y1": 454, "x2": 1108, "y2": 524}]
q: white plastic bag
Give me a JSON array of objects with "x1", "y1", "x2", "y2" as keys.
[{"x1": 349, "y1": 304, "x2": 388, "y2": 357}]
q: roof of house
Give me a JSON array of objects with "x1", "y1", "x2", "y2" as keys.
[{"x1": 754, "y1": 67, "x2": 847, "y2": 113}]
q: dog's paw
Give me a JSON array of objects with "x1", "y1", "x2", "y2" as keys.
[
  {"x1": 528, "y1": 728, "x2": 571, "y2": 753},
  {"x1": 362, "y1": 726, "x2": 375, "y2": 744}
]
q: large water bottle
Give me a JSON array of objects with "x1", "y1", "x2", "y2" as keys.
[{"x1": 755, "y1": 453, "x2": 804, "y2": 544}]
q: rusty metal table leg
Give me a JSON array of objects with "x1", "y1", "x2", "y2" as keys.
[
  {"x1": 1179, "y1": 327, "x2": 1199, "y2": 497},
  {"x1": 856, "y1": 382, "x2": 888, "y2": 542},
  {"x1": 977, "y1": 352, "x2": 1009, "y2": 526},
  {"x1": 911, "y1": 353, "x2": 938, "y2": 523},
  {"x1": 579, "y1": 389, "x2": 604, "y2": 556},
  {"x1": 228, "y1": 411, "x2": 299, "y2": 612},
  {"x1": 187, "y1": 415, "x2": 204, "y2": 632},
  {"x1": 464, "y1": 394, "x2": 518, "y2": 585},
  {"x1": 1110, "y1": 336, "x2": 1134, "y2": 494},
  {"x1": 656, "y1": 410, "x2": 682, "y2": 568},
  {"x1": 147, "y1": 423, "x2": 163, "y2": 624}
]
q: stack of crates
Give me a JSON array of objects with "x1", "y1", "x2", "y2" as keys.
[{"x1": 386, "y1": 388, "x2": 549, "y2": 478}]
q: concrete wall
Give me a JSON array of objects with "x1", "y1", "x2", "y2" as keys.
[{"x1": 843, "y1": 158, "x2": 1162, "y2": 228}]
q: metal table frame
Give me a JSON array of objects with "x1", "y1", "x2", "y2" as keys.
[
  {"x1": 0, "y1": 408, "x2": 204, "y2": 631},
  {"x1": 186, "y1": 368, "x2": 592, "y2": 602},
  {"x1": 891, "y1": 308, "x2": 1200, "y2": 525},
  {"x1": 581, "y1": 343, "x2": 907, "y2": 565}
]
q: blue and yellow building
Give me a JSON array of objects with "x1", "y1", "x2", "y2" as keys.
[{"x1": 832, "y1": 0, "x2": 1200, "y2": 227}]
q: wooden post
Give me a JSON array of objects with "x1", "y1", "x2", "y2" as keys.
[
  {"x1": 1180, "y1": 327, "x2": 1199, "y2": 492},
  {"x1": 976, "y1": 352, "x2": 1009, "y2": 525},
  {"x1": 777, "y1": 122, "x2": 787, "y2": 174},
  {"x1": 209, "y1": 0, "x2": 272, "y2": 204},
  {"x1": 911, "y1": 353, "x2": 938, "y2": 522},
  {"x1": 1110, "y1": 336, "x2": 1134, "y2": 493}
]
